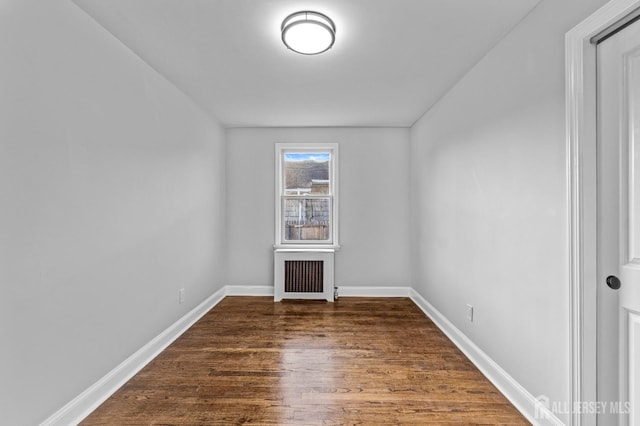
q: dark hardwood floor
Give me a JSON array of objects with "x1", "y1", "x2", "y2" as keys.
[{"x1": 82, "y1": 297, "x2": 529, "y2": 425}]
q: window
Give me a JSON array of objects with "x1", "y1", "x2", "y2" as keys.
[{"x1": 275, "y1": 144, "x2": 338, "y2": 247}]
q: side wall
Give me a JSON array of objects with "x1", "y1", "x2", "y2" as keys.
[
  {"x1": 0, "y1": 1, "x2": 226, "y2": 424},
  {"x1": 409, "y1": 0, "x2": 608, "y2": 422},
  {"x1": 226, "y1": 127, "x2": 411, "y2": 290}
]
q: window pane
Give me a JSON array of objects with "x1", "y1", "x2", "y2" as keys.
[
  {"x1": 284, "y1": 197, "x2": 330, "y2": 241},
  {"x1": 284, "y1": 152, "x2": 330, "y2": 195}
]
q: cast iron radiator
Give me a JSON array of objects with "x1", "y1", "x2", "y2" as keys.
[
  {"x1": 274, "y1": 249, "x2": 334, "y2": 302},
  {"x1": 284, "y1": 260, "x2": 324, "y2": 293}
]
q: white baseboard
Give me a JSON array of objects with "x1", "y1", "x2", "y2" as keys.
[
  {"x1": 41, "y1": 286, "x2": 227, "y2": 426},
  {"x1": 224, "y1": 285, "x2": 412, "y2": 300},
  {"x1": 409, "y1": 289, "x2": 564, "y2": 426},
  {"x1": 224, "y1": 285, "x2": 411, "y2": 299},
  {"x1": 337, "y1": 286, "x2": 411, "y2": 297},
  {"x1": 225, "y1": 285, "x2": 274, "y2": 296}
]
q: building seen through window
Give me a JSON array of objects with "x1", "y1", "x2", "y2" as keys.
[{"x1": 279, "y1": 149, "x2": 335, "y2": 244}]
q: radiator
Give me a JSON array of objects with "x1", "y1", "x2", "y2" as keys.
[
  {"x1": 285, "y1": 260, "x2": 323, "y2": 293},
  {"x1": 274, "y1": 249, "x2": 334, "y2": 302}
]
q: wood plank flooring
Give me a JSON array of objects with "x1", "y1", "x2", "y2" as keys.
[{"x1": 82, "y1": 297, "x2": 529, "y2": 425}]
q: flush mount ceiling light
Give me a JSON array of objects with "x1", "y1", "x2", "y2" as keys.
[{"x1": 281, "y1": 11, "x2": 336, "y2": 55}]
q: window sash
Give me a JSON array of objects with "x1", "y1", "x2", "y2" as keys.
[
  {"x1": 282, "y1": 194, "x2": 331, "y2": 199},
  {"x1": 282, "y1": 196, "x2": 332, "y2": 243},
  {"x1": 281, "y1": 150, "x2": 333, "y2": 196},
  {"x1": 275, "y1": 143, "x2": 338, "y2": 248}
]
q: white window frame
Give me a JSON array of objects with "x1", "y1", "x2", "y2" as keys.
[{"x1": 275, "y1": 143, "x2": 339, "y2": 249}]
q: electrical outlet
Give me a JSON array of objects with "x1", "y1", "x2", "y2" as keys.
[
  {"x1": 466, "y1": 304, "x2": 474, "y2": 322},
  {"x1": 179, "y1": 288, "x2": 185, "y2": 304}
]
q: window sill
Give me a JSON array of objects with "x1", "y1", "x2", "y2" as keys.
[{"x1": 273, "y1": 244, "x2": 340, "y2": 252}]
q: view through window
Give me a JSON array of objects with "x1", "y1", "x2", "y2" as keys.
[{"x1": 279, "y1": 148, "x2": 335, "y2": 244}]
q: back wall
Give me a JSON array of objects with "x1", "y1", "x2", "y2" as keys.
[{"x1": 226, "y1": 127, "x2": 411, "y2": 290}]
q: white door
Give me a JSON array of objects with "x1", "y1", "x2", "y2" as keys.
[{"x1": 597, "y1": 19, "x2": 640, "y2": 425}]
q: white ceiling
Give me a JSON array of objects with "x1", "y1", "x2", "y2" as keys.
[{"x1": 71, "y1": 0, "x2": 540, "y2": 128}]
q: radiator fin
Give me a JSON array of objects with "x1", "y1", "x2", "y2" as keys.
[{"x1": 284, "y1": 260, "x2": 323, "y2": 293}]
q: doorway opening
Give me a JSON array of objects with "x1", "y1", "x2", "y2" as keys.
[{"x1": 567, "y1": 0, "x2": 640, "y2": 424}]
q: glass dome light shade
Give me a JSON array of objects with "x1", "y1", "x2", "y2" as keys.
[{"x1": 281, "y1": 11, "x2": 336, "y2": 55}]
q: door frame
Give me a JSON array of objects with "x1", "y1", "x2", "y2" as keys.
[{"x1": 567, "y1": 1, "x2": 640, "y2": 425}]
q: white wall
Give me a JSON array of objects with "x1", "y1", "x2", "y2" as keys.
[
  {"x1": 226, "y1": 127, "x2": 411, "y2": 289},
  {"x1": 409, "y1": 0, "x2": 608, "y2": 422},
  {"x1": 0, "y1": 1, "x2": 226, "y2": 424}
]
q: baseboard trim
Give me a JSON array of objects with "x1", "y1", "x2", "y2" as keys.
[
  {"x1": 224, "y1": 285, "x2": 411, "y2": 299},
  {"x1": 337, "y1": 286, "x2": 411, "y2": 297},
  {"x1": 225, "y1": 285, "x2": 274, "y2": 297},
  {"x1": 41, "y1": 286, "x2": 227, "y2": 426},
  {"x1": 409, "y1": 289, "x2": 563, "y2": 426}
]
